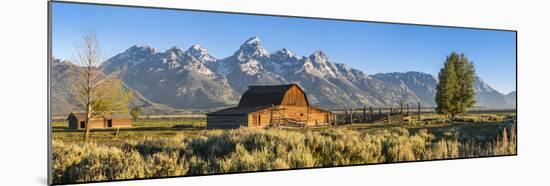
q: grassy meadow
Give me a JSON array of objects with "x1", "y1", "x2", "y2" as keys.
[{"x1": 51, "y1": 112, "x2": 516, "y2": 184}]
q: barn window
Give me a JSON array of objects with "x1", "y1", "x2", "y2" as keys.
[
  {"x1": 300, "y1": 113, "x2": 304, "y2": 116},
  {"x1": 107, "y1": 119, "x2": 113, "y2": 128},
  {"x1": 80, "y1": 121, "x2": 85, "y2": 128}
]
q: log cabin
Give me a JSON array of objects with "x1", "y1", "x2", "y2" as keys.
[
  {"x1": 67, "y1": 112, "x2": 132, "y2": 130},
  {"x1": 206, "y1": 84, "x2": 332, "y2": 128}
]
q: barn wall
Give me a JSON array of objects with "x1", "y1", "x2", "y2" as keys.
[
  {"x1": 207, "y1": 115, "x2": 248, "y2": 129},
  {"x1": 281, "y1": 86, "x2": 308, "y2": 107},
  {"x1": 87, "y1": 118, "x2": 105, "y2": 129},
  {"x1": 306, "y1": 108, "x2": 331, "y2": 126},
  {"x1": 251, "y1": 106, "x2": 331, "y2": 126},
  {"x1": 67, "y1": 115, "x2": 133, "y2": 130},
  {"x1": 248, "y1": 110, "x2": 273, "y2": 128},
  {"x1": 112, "y1": 118, "x2": 132, "y2": 128}
]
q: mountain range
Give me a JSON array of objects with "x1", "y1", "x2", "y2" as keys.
[{"x1": 51, "y1": 36, "x2": 516, "y2": 116}]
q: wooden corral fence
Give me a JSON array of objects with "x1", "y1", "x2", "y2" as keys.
[
  {"x1": 330, "y1": 102, "x2": 424, "y2": 125},
  {"x1": 328, "y1": 102, "x2": 517, "y2": 126}
]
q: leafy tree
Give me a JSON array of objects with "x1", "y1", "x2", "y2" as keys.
[
  {"x1": 92, "y1": 80, "x2": 132, "y2": 114},
  {"x1": 435, "y1": 52, "x2": 476, "y2": 118},
  {"x1": 72, "y1": 32, "x2": 131, "y2": 141},
  {"x1": 130, "y1": 107, "x2": 143, "y2": 121}
]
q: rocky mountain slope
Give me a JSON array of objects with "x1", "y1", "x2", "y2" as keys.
[
  {"x1": 51, "y1": 36, "x2": 515, "y2": 116},
  {"x1": 51, "y1": 58, "x2": 178, "y2": 116}
]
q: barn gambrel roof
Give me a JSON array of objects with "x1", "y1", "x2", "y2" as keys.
[
  {"x1": 237, "y1": 84, "x2": 309, "y2": 107},
  {"x1": 206, "y1": 106, "x2": 271, "y2": 116}
]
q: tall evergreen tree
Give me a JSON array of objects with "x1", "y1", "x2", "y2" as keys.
[
  {"x1": 452, "y1": 53, "x2": 476, "y2": 116},
  {"x1": 435, "y1": 52, "x2": 476, "y2": 118},
  {"x1": 435, "y1": 53, "x2": 458, "y2": 116}
]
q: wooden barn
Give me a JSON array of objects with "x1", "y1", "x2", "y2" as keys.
[
  {"x1": 206, "y1": 84, "x2": 332, "y2": 129},
  {"x1": 67, "y1": 112, "x2": 133, "y2": 130}
]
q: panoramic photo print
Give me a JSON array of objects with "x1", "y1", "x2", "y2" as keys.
[{"x1": 49, "y1": 1, "x2": 517, "y2": 185}]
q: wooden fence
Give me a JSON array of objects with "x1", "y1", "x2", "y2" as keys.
[{"x1": 330, "y1": 102, "x2": 423, "y2": 125}]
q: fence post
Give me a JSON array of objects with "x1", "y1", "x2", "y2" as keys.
[
  {"x1": 400, "y1": 102, "x2": 403, "y2": 114},
  {"x1": 406, "y1": 103, "x2": 409, "y2": 115},
  {"x1": 417, "y1": 102, "x2": 421, "y2": 121},
  {"x1": 362, "y1": 106, "x2": 366, "y2": 123},
  {"x1": 350, "y1": 108, "x2": 354, "y2": 125},
  {"x1": 369, "y1": 106, "x2": 373, "y2": 122},
  {"x1": 344, "y1": 110, "x2": 348, "y2": 124},
  {"x1": 334, "y1": 113, "x2": 338, "y2": 126}
]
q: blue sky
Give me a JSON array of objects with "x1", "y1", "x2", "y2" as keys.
[{"x1": 52, "y1": 2, "x2": 516, "y2": 94}]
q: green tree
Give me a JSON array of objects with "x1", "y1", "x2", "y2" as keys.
[
  {"x1": 452, "y1": 53, "x2": 476, "y2": 115},
  {"x1": 91, "y1": 79, "x2": 132, "y2": 114},
  {"x1": 435, "y1": 54, "x2": 458, "y2": 117},
  {"x1": 435, "y1": 52, "x2": 476, "y2": 118},
  {"x1": 72, "y1": 32, "x2": 132, "y2": 141},
  {"x1": 130, "y1": 106, "x2": 143, "y2": 121}
]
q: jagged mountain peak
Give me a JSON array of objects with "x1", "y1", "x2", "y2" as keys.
[
  {"x1": 90, "y1": 37, "x2": 514, "y2": 111},
  {"x1": 165, "y1": 46, "x2": 183, "y2": 54},
  {"x1": 312, "y1": 50, "x2": 328, "y2": 58},
  {"x1": 117, "y1": 45, "x2": 157, "y2": 60},
  {"x1": 51, "y1": 57, "x2": 73, "y2": 65},
  {"x1": 189, "y1": 44, "x2": 207, "y2": 52},
  {"x1": 236, "y1": 36, "x2": 269, "y2": 58},
  {"x1": 124, "y1": 45, "x2": 157, "y2": 54},
  {"x1": 280, "y1": 48, "x2": 291, "y2": 53},
  {"x1": 185, "y1": 44, "x2": 215, "y2": 62},
  {"x1": 164, "y1": 47, "x2": 185, "y2": 59},
  {"x1": 272, "y1": 48, "x2": 297, "y2": 59},
  {"x1": 244, "y1": 36, "x2": 261, "y2": 45},
  {"x1": 310, "y1": 50, "x2": 329, "y2": 64},
  {"x1": 100, "y1": 45, "x2": 158, "y2": 74}
]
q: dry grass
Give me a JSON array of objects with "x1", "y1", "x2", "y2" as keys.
[
  {"x1": 52, "y1": 125, "x2": 516, "y2": 184},
  {"x1": 409, "y1": 113, "x2": 515, "y2": 126}
]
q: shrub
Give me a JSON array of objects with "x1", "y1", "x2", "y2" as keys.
[
  {"x1": 52, "y1": 140, "x2": 147, "y2": 183},
  {"x1": 52, "y1": 126, "x2": 516, "y2": 184},
  {"x1": 452, "y1": 114, "x2": 505, "y2": 122}
]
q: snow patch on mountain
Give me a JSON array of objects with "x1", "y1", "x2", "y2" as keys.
[
  {"x1": 236, "y1": 36, "x2": 269, "y2": 58},
  {"x1": 94, "y1": 36, "x2": 513, "y2": 109},
  {"x1": 185, "y1": 44, "x2": 216, "y2": 62}
]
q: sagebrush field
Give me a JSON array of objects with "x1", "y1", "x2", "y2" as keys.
[{"x1": 51, "y1": 113, "x2": 516, "y2": 184}]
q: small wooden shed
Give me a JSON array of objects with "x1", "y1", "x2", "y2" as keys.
[
  {"x1": 67, "y1": 112, "x2": 133, "y2": 130},
  {"x1": 206, "y1": 84, "x2": 332, "y2": 128}
]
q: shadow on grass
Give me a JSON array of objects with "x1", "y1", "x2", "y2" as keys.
[{"x1": 52, "y1": 124, "x2": 206, "y2": 133}]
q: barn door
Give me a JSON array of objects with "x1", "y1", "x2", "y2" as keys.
[
  {"x1": 252, "y1": 114, "x2": 261, "y2": 126},
  {"x1": 258, "y1": 114, "x2": 261, "y2": 126}
]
